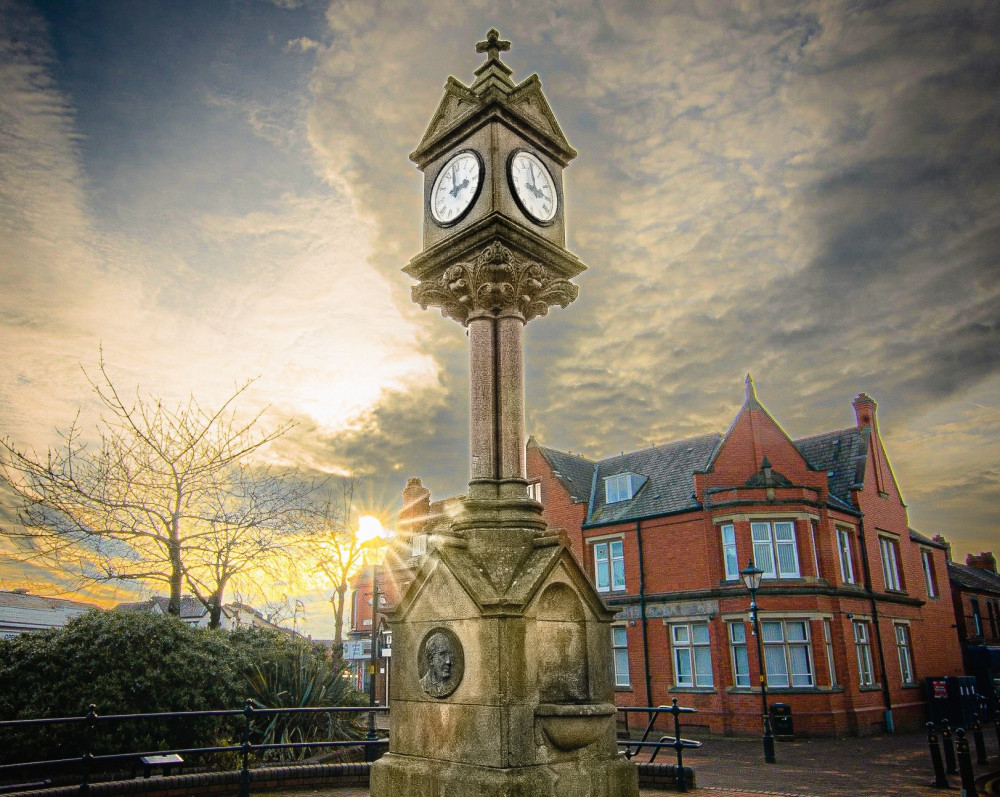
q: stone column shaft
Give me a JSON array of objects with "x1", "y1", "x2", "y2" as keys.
[
  {"x1": 468, "y1": 314, "x2": 498, "y2": 496},
  {"x1": 497, "y1": 312, "x2": 527, "y2": 496}
]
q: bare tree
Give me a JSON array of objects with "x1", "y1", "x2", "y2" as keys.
[
  {"x1": 309, "y1": 478, "x2": 369, "y2": 660},
  {"x1": 0, "y1": 354, "x2": 315, "y2": 627}
]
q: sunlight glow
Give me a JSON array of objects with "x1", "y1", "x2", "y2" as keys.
[{"x1": 355, "y1": 515, "x2": 386, "y2": 545}]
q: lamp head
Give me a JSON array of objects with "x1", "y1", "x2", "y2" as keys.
[{"x1": 740, "y1": 560, "x2": 764, "y2": 593}]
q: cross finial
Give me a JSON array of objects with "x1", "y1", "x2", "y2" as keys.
[{"x1": 476, "y1": 28, "x2": 511, "y2": 64}]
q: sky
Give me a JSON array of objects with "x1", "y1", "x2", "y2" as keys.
[{"x1": 1, "y1": 0, "x2": 997, "y2": 637}]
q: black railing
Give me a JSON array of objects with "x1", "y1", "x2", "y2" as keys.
[
  {"x1": 0, "y1": 701, "x2": 388, "y2": 797},
  {"x1": 617, "y1": 700, "x2": 701, "y2": 792}
]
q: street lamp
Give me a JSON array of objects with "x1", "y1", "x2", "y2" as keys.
[
  {"x1": 740, "y1": 559, "x2": 776, "y2": 764},
  {"x1": 358, "y1": 516, "x2": 389, "y2": 761}
]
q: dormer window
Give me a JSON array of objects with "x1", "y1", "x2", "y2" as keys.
[{"x1": 605, "y1": 473, "x2": 634, "y2": 503}]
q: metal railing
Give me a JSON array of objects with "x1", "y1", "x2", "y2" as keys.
[
  {"x1": 617, "y1": 700, "x2": 701, "y2": 792},
  {"x1": 0, "y1": 700, "x2": 388, "y2": 797}
]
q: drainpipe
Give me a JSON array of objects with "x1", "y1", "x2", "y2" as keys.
[
  {"x1": 635, "y1": 520, "x2": 653, "y2": 708},
  {"x1": 856, "y1": 515, "x2": 895, "y2": 733}
]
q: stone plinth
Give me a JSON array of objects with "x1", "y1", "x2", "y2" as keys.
[{"x1": 371, "y1": 517, "x2": 637, "y2": 797}]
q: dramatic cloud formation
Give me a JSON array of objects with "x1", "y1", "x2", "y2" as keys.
[{"x1": 1, "y1": 0, "x2": 997, "y2": 634}]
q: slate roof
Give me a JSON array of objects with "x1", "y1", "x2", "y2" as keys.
[
  {"x1": 534, "y1": 443, "x2": 596, "y2": 504},
  {"x1": 539, "y1": 419, "x2": 878, "y2": 524},
  {"x1": 0, "y1": 590, "x2": 98, "y2": 612},
  {"x1": 583, "y1": 433, "x2": 722, "y2": 527},
  {"x1": 115, "y1": 595, "x2": 209, "y2": 619},
  {"x1": 948, "y1": 561, "x2": 1000, "y2": 596}
]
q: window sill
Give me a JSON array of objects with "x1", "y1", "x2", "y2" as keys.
[
  {"x1": 902, "y1": 682, "x2": 921, "y2": 690},
  {"x1": 668, "y1": 686, "x2": 717, "y2": 694},
  {"x1": 725, "y1": 686, "x2": 839, "y2": 694},
  {"x1": 614, "y1": 686, "x2": 634, "y2": 692},
  {"x1": 859, "y1": 684, "x2": 882, "y2": 692}
]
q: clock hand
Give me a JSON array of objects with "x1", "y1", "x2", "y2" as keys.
[{"x1": 449, "y1": 178, "x2": 469, "y2": 197}]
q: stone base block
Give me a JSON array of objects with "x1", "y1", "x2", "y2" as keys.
[{"x1": 371, "y1": 752, "x2": 638, "y2": 797}]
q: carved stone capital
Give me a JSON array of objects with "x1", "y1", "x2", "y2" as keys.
[{"x1": 411, "y1": 243, "x2": 580, "y2": 325}]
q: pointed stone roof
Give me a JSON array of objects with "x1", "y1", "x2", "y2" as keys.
[{"x1": 410, "y1": 29, "x2": 576, "y2": 166}]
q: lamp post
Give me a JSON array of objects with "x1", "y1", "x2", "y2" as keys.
[
  {"x1": 741, "y1": 559, "x2": 776, "y2": 764},
  {"x1": 358, "y1": 516, "x2": 389, "y2": 761}
]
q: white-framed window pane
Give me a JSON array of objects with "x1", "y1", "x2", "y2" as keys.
[
  {"x1": 675, "y1": 649, "x2": 693, "y2": 686},
  {"x1": 722, "y1": 524, "x2": 738, "y2": 580},
  {"x1": 613, "y1": 626, "x2": 630, "y2": 687},
  {"x1": 774, "y1": 522, "x2": 799, "y2": 577},
  {"x1": 761, "y1": 620, "x2": 783, "y2": 643},
  {"x1": 729, "y1": 621, "x2": 750, "y2": 687},
  {"x1": 671, "y1": 622, "x2": 713, "y2": 687},
  {"x1": 922, "y1": 550, "x2": 937, "y2": 598},
  {"x1": 606, "y1": 473, "x2": 633, "y2": 503},
  {"x1": 764, "y1": 645, "x2": 789, "y2": 687},
  {"x1": 895, "y1": 624, "x2": 915, "y2": 684},
  {"x1": 824, "y1": 619, "x2": 838, "y2": 687},
  {"x1": 880, "y1": 537, "x2": 902, "y2": 591},
  {"x1": 789, "y1": 645, "x2": 813, "y2": 687},
  {"x1": 838, "y1": 529, "x2": 855, "y2": 584},
  {"x1": 594, "y1": 542, "x2": 610, "y2": 591},
  {"x1": 610, "y1": 539, "x2": 626, "y2": 590},
  {"x1": 786, "y1": 620, "x2": 808, "y2": 642},
  {"x1": 854, "y1": 621, "x2": 874, "y2": 686}
]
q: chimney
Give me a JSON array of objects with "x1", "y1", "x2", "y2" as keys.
[
  {"x1": 399, "y1": 477, "x2": 431, "y2": 532},
  {"x1": 933, "y1": 534, "x2": 953, "y2": 562},
  {"x1": 853, "y1": 393, "x2": 878, "y2": 429},
  {"x1": 966, "y1": 551, "x2": 997, "y2": 574}
]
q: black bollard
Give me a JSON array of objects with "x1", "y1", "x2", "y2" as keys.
[
  {"x1": 927, "y1": 721, "x2": 950, "y2": 788},
  {"x1": 972, "y1": 713, "x2": 987, "y2": 766},
  {"x1": 956, "y1": 728, "x2": 979, "y2": 797},
  {"x1": 942, "y1": 720, "x2": 959, "y2": 775}
]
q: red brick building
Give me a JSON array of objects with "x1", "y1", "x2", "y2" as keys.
[
  {"x1": 526, "y1": 378, "x2": 963, "y2": 736},
  {"x1": 943, "y1": 550, "x2": 1000, "y2": 705}
]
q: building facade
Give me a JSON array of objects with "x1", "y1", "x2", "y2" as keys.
[
  {"x1": 944, "y1": 551, "x2": 1000, "y2": 705},
  {"x1": 525, "y1": 379, "x2": 963, "y2": 736}
]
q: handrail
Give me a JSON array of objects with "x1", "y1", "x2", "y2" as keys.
[{"x1": 616, "y1": 700, "x2": 701, "y2": 792}]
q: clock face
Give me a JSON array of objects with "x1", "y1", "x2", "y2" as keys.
[
  {"x1": 508, "y1": 150, "x2": 558, "y2": 224},
  {"x1": 430, "y1": 151, "x2": 483, "y2": 225}
]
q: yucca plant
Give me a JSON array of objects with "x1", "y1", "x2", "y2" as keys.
[{"x1": 244, "y1": 639, "x2": 364, "y2": 761}]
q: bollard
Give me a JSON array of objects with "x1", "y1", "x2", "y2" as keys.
[
  {"x1": 927, "y1": 721, "x2": 950, "y2": 788},
  {"x1": 956, "y1": 728, "x2": 979, "y2": 797},
  {"x1": 972, "y1": 713, "x2": 987, "y2": 766},
  {"x1": 942, "y1": 720, "x2": 959, "y2": 775}
]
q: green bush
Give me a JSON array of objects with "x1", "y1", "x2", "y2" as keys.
[{"x1": 0, "y1": 611, "x2": 362, "y2": 767}]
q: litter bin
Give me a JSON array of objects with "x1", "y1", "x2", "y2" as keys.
[{"x1": 770, "y1": 703, "x2": 793, "y2": 739}]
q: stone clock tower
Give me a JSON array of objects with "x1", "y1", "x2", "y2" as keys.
[{"x1": 370, "y1": 31, "x2": 638, "y2": 797}]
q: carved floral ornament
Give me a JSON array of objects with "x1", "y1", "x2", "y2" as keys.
[{"x1": 412, "y1": 243, "x2": 579, "y2": 325}]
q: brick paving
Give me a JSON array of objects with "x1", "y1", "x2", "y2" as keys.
[{"x1": 261, "y1": 728, "x2": 1000, "y2": 796}]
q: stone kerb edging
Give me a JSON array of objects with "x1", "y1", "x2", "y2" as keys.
[{"x1": 1, "y1": 762, "x2": 371, "y2": 797}]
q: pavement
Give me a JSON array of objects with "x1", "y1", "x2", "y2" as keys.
[{"x1": 262, "y1": 728, "x2": 1000, "y2": 796}]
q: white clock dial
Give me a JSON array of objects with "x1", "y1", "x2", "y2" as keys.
[
  {"x1": 509, "y1": 151, "x2": 558, "y2": 223},
  {"x1": 430, "y1": 151, "x2": 482, "y2": 225}
]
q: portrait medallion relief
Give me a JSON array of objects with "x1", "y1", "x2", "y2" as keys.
[{"x1": 418, "y1": 627, "x2": 464, "y2": 699}]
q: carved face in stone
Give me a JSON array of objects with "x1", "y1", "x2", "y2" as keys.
[{"x1": 418, "y1": 627, "x2": 463, "y2": 699}]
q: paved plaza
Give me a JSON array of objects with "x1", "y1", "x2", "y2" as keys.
[{"x1": 266, "y1": 728, "x2": 1000, "y2": 796}]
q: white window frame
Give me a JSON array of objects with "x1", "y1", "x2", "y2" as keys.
[
  {"x1": 612, "y1": 625, "x2": 631, "y2": 687},
  {"x1": 410, "y1": 533, "x2": 427, "y2": 558},
  {"x1": 837, "y1": 528, "x2": 856, "y2": 584},
  {"x1": 593, "y1": 539, "x2": 626, "y2": 593},
  {"x1": 761, "y1": 619, "x2": 814, "y2": 688},
  {"x1": 854, "y1": 620, "x2": 875, "y2": 686},
  {"x1": 528, "y1": 480, "x2": 542, "y2": 502},
  {"x1": 721, "y1": 524, "x2": 739, "y2": 581},
  {"x1": 605, "y1": 473, "x2": 634, "y2": 503},
  {"x1": 894, "y1": 623, "x2": 915, "y2": 685},
  {"x1": 879, "y1": 535, "x2": 903, "y2": 591},
  {"x1": 921, "y1": 549, "x2": 938, "y2": 598},
  {"x1": 824, "y1": 618, "x2": 838, "y2": 687},
  {"x1": 671, "y1": 622, "x2": 714, "y2": 688},
  {"x1": 751, "y1": 520, "x2": 801, "y2": 579},
  {"x1": 729, "y1": 621, "x2": 751, "y2": 688}
]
